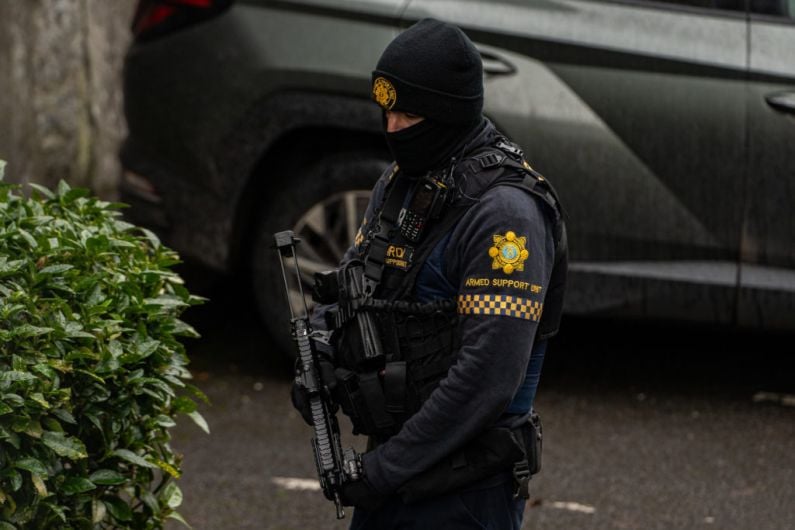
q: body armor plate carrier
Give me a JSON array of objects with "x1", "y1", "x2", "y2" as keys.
[{"x1": 322, "y1": 139, "x2": 568, "y2": 439}]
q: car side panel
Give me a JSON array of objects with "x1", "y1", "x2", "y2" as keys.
[
  {"x1": 738, "y1": 17, "x2": 795, "y2": 329},
  {"x1": 123, "y1": 3, "x2": 402, "y2": 270},
  {"x1": 403, "y1": 0, "x2": 748, "y2": 324}
]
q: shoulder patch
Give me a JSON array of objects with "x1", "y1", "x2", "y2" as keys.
[{"x1": 489, "y1": 231, "x2": 529, "y2": 275}]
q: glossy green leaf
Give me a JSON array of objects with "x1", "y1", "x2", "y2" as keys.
[
  {"x1": 161, "y1": 482, "x2": 183, "y2": 509},
  {"x1": 27, "y1": 183, "x2": 55, "y2": 200},
  {"x1": 0, "y1": 371, "x2": 36, "y2": 383},
  {"x1": 51, "y1": 408, "x2": 76, "y2": 425},
  {"x1": 92, "y1": 497, "x2": 107, "y2": 524},
  {"x1": 18, "y1": 228, "x2": 37, "y2": 249},
  {"x1": 61, "y1": 477, "x2": 96, "y2": 495},
  {"x1": 30, "y1": 473, "x2": 47, "y2": 496},
  {"x1": 39, "y1": 264, "x2": 73, "y2": 274},
  {"x1": 187, "y1": 411, "x2": 210, "y2": 434},
  {"x1": 172, "y1": 397, "x2": 197, "y2": 414},
  {"x1": 112, "y1": 449, "x2": 157, "y2": 469},
  {"x1": 88, "y1": 469, "x2": 126, "y2": 486},
  {"x1": 14, "y1": 458, "x2": 47, "y2": 476},
  {"x1": 2, "y1": 469, "x2": 23, "y2": 492},
  {"x1": 44, "y1": 502, "x2": 67, "y2": 522},
  {"x1": 41, "y1": 432, "x2": 87, "y2": 460},
  {"x1": 103, "y1": 496, "x2": 132, "y2": 522},
  {"x1": 167, "y1": 510, "x2": 192, "y2": 528}
]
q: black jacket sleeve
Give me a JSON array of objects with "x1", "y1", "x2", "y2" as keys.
[{"x1": 362, "y1": 184, "x2": 556, "y2": 494}]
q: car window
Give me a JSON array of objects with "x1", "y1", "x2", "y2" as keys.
[
  {"x1": 666, "y1": 0, "x2": 741, "y2": 9},
  {"x1": 750, "y1": 0, "x2": 795, "y2": 16},
  {"x1": 610, "y1": 0, "x2": 745, "y2": 13}
]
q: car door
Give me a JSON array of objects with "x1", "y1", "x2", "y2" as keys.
[
  {"x1": 739, "y1": 0, "x2": 795, "y2": 329},
  {"x1": 401, "y1": 0, "x2": 749, "y2": 324}
]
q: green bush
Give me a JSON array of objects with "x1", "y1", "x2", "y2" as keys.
[{"x1": 0, "y1": 161, "x2": 206, "y2": 529}]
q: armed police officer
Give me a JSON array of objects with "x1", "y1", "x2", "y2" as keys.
[{"x1": 291, "y1": 18, "x2": 568, "y2": 529}]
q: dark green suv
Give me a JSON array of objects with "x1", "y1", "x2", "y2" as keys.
[{"x1": 121, "y1": 0, "x2": 795, "y2": 346}]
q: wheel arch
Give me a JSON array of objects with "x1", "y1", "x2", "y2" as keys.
[{"x1": 220, "y1": 92, "x2": 389, "y2": 275}]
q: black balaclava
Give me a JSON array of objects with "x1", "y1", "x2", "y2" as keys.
[
  {"x1": 383, "y1": 115, "x2": 483, "y2": 175},
  {"x1": 371, "y1": 19, "x2": 485, "y2": 175}
]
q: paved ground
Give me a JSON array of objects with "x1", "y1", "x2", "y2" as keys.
[{"x1": 164, "y1": 286, "x2": 795, "y2": 530}]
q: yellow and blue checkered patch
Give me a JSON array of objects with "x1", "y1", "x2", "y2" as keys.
[{"x1": 457, "y1": 294, "x2": 543, "y2": 321}]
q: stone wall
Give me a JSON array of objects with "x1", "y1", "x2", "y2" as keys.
[{"x1": 0, "y1": 0, "x2": 137, "y2": 198}]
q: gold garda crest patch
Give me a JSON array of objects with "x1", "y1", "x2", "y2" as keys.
[
  {"x1": 373, "y1": 77, "x2": 397, "y2": 110},
  {"x1": 489, "y1": 231, "x2": 529, "y2": 275}
]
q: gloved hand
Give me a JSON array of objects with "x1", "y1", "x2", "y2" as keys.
[
  {"x1": 339, "y1": 478, "x2": 384, "y2": 511},
  {"x1": 290, "y1": 354, "x2": 338, "y2": 426}
]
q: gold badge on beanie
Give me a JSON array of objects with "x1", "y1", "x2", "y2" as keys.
[{"x1": 372, "y1": 77, "x2": 397, "y2": 110}]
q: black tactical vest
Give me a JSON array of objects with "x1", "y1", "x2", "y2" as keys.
[{"x1": 328, "y1": 140, "x2": 568, "y2": 439}]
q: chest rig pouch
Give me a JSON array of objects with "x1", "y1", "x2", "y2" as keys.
[
  {"x1": 320, "y1": 266, "x2": 460, "y2": 438},
  {"x1": 315, "y1": 167, "x2": 463, "y2": 438},
  {"x1": 317, "y1": 139, "x2": 567, "y2": 440}
]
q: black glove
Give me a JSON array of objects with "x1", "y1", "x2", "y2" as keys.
[
  {"x1": 290, "y1": 354, "x2": 338, "y2": 426},
  {"x1": 339, "y1": 478, "x2": 384, "y2": 511}
]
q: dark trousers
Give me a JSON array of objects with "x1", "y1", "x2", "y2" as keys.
[{"x1": 349, "y1": 479, "x2": 525, "y2": 530}]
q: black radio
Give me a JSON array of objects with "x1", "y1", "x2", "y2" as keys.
[{"x1": 398, "y1": 174, "x2": 450, "y2": 242}]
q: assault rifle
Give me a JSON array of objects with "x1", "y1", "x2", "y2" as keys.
[{"x1": 274, "y1": 230, "x2": 362, "y2": 519}]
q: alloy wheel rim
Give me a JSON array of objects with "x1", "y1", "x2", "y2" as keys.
[{"x1": 283, "y1": 190, "x2": 371, "y2": 316}]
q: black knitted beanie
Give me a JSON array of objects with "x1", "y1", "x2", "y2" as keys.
[{"x1": 371, "y1": 18, "x2": 483, "y2": 125}]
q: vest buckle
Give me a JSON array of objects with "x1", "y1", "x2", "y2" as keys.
[
  {"x1": 512, "y1": 460, "x2": 531, "y2": 500},
  {"x1": 477, "y1": 152, "x2": 505, "y2": 169}
]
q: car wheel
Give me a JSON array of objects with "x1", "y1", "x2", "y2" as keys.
[{"x1": 251, "y1": 151, "x2": 390, "y2": 358}]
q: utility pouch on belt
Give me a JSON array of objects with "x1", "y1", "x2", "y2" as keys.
[
  {"x1": 396, "y1": 414, "x2": 543, "y2": 504},
  {"x1": 397, "y1": 428, "x2": 525, "y2": 504},
  {"x1": 512, "y1": 413, "x2": 543, "y2": 499}
]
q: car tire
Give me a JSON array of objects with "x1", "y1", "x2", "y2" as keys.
[{"x1": 251, "y1": 151, "x2": 390, "y2": 358}]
